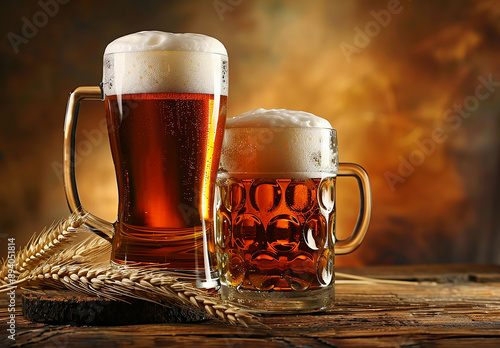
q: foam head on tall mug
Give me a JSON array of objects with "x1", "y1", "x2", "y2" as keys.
[
  {"x1": 101, "y1": 31, "x2": 228, "y2": 286},
  {"x1": 103, "y1": 31, "x2": 228, "y2": 96}
]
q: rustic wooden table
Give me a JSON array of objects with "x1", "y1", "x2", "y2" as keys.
[{"x1": 2, "y1": 264, "x2": 500, "y2": 347}]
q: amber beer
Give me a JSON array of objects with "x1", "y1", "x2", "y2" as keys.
[
  {"x1": 216, "y1": 111, "x2": 372, "y2": 310},
  {"x1": 63, "y1": 32, "x2": 228, "y2": 288},
  {"x1": 100, "y1": 32, "x2": 228, "y2": 284},
  {"x1": 106, "y1": 92, "x2": 227, "y2": 269},
  {"x1": 215, "y1": 116, "x2": 343, "y2": 311},
  {"x1": 216, "y1": 175, "x2": 336, "y2": 291}
]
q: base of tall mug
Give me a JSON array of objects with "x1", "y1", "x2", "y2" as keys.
[{"x1": 220, "y1": 283, "x2": 334, "y2": 313}]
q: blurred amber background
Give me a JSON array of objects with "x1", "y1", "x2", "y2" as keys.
[{"x1": 1, "y1": 0, "x2": 499, "y2": 266}]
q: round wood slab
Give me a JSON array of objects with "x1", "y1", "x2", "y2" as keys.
[{"x1": 22, "y1": 290, "x2": 206, "y2": 326}]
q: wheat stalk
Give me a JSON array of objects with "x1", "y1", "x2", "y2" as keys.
[
  {"x1": 0, "y1": 233, "x2": 263, "y2": 328},
  {"x1": 0, "y1": 212, "x2": 90, "y2": 285},
  {"x1": 31, "y1": 263, "x2": 261, "y2": 327},
  {"x1": 336, "y1": 272, "x2": 421, "y2": 285},
  {"x1": 43, "y1": 263, "x2": 262, "y2": 327}
]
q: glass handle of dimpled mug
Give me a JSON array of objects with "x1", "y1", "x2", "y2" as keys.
[
  {"x1": 63, "y1": 86, "x2": 114, "y2": 242},
  {"x1": 335, "y1": 163, "x2": 372, "y2": 255}
]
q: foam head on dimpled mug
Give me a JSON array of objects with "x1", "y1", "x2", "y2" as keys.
[
  {"x1": 63, "y1": 31, "x2": 228, "y2": 289},
  {"x1": 215, "y1": 108, "x2": 372, "y2": 312}
]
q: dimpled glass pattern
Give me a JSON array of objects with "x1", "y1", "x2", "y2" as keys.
[{"x1": 216, "y1": 176, "x2": 336, "y2": 292}]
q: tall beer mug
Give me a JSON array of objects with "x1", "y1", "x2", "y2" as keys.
[
  {"x1": 63, "y1": 31, "x2": 228, "y2": 288},
  {"x1": 215, "y1": 109, "x2": 372, "y2": 311}
]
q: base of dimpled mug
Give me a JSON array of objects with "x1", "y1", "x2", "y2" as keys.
[
  {"x1": 219, "y1": 283, "x2": 335, "y2": 313},
  {"x1": 110, "y1": 260, "x2": 220, "y2": 289}
]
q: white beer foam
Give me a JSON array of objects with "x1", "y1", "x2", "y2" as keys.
[
  {"x1": 104, "y1": 31, "x2": 227, "y2": 55},
  {"x1": 226, "y1": 108, "x2": 332, "y2": 128},
  {"x1": 103, "y1": 31, "x2": 228, "y2": 96},
  {"x1": 221, "y1": 109, "x2": 338, "y2": 175}
]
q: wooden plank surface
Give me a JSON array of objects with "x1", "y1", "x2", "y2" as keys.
[{"x1": 2, "y1": 264, "x2": 500, "y2": 347}]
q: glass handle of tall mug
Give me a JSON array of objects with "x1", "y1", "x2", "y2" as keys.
[
  {"x1": 335, "y1": 163, "x2": 372, "y2": 255},
  {"x1": 63, "y1": 85, "x2": 114, "y2": 241}
]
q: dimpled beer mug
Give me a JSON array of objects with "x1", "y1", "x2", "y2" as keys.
[
  {"x1": 63, "y1": 31, "x2": 228, "y2": 288},
  {"x1": 215, "y1": 109, "x2": 372, "y2": 311}
]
